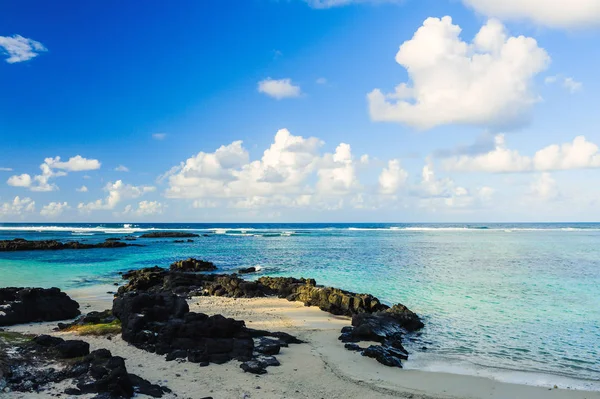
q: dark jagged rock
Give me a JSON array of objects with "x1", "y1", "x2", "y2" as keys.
[
  {"x1": 257, "y1": 276, "x2": 389, "y2": 317},
  {"x1": 0, "y1": 238, "x2": 139, "y2": 252},
  {"x1": 238, "y1": 267, "x2": 257, "y2": 274},
  {"x1": 240, "y1": 360, "x2": 267, "y2": 375},
  {"x1": 54, "y1": 340, "x2": 90, "y2": 358},
  {"x1": 361, "y1": 345, "x2": 407, "y2": 368},
  {"x1": 2, "y1": 334, "x2": 168, "y2": 398},
  {"x1": 139, "y1": 232, "x2": 199, "y2": 238},
  {"x1": 0, "y1": 238, "x2": 141, "y2": 252},
  {"x1": 0, "y1": 287, "x2": 80, "y2": 326},
  {"x1": 170, "y1": 258, "x2": 217, "y2": 272},
  {"x1": 112, "y1": 291, "x2": 301, "y2": 372},
  {"x1": 118, "y1": 266, "x2": 169, "y2": 294}
]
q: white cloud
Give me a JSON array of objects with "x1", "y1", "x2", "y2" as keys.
[
  {"x1": 0, "y1": 196, "x2": 35, "y2": 217},
  {"x1": 45, "y1": 156, "x2": 101, "y2": 172},
  {"x1": 115, "y1": 165, "x2": 129, "y2": 172},
  {"x1": 133, "y1": 201, "x2": 164, "y2": 216},
  {"x1": 258, "y1": 78, "x2": 302, "y2": 99},
  {"x1": 443, "y1": 135, "x2": 600, "y2": 173},
  {"x1": 316, "y1": 77, "x2": 327, "y2": 84},
  {"x1": 379, "y1": 159, "x2": 408, "y2": 194},
  {"x1": 529, "y1": 173, "x2": 559, "y2": 201},
  {"x1": 0, "y1": 167, "x2": 12, "y2": 172},
  {"x1": 563, "y1": 77, "x2": 583, "y2": 93},
  {"x1": 317, "y1": 143, "x2": 361, "y2": 195},
  {"x1": 7, "y1": 174, "x2": 32, "y2": 188},
  {"x1": 545, "y1": 75, "x2": 583, "y2": 93},
  {"x1": 192, "y1": 199, "x2": 218, "y2": 209},
  {"x1": 305, "y1": 0, "x2": 401, "y2": 8},
  {"x1": 0, "y1": 34, "x2": 47, "y2": 63},
  {"x1": 76, "y1": 185, "x2": 88, "y2": 192},
  {"x1": 462, "y1": 0, "x2": 600, "y2": 28},
  {"x1": 78, "y1": 180, "x2": 155, "y2": 212},
  {"x1": 152, "y1": 133, "x2": 167, "y2": 140},
  {"x1": 7, "y1": 155, "x2": 100, "y2": 192},
  {"x1": 368, "y1": 17, "x2": 550, "y2": 130},
  {"x1": 418, "y1": 162, "x2": 493, "y2": 210},
  {"x1": 40, "y1": 202, "x2": 69, "y2": 217}
]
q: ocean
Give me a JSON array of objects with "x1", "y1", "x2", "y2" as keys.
[{"x1": 0, "y1": 222, "x2": 599, "y2": 390}]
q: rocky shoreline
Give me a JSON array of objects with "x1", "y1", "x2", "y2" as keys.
[
  {"x1": 0, "y1": 257, "x2": 424, "y2": 398},
  {"x1": 0, "y1": 238, "x2": 140, "y2": 252}
]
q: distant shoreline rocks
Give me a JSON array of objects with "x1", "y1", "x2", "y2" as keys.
[
  {"x1": 139, "y1": 232, "x2": 199, "y2": 238},
  {"x1": 0, "y1": 238, "x2": 140, "y2": 252}
]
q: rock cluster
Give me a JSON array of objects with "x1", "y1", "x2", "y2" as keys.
[
  {"x1": 0, "y1": 238, "x2": 137, "y2": 252},
  {"x1": 139, "y1": 232, "x2": 199, "y2": 238},
  {"x1": 169, "y1": 258, "x2": 217, "y2": 272},
  {"x1": 337, "y1": 304, "x2": 424, "y2": 368},
  {"x1": 258, "y1": 277, "x2": 389, "y2": 316},
  {"x1": 112, "y1": 291, "x2": 300, "y2": 374},
  {"x1": 0, "y1": 287, "x2": 80, "y2": 326},
  {"x1": 2, "y1": 334, "x2": 169, "y2": 398}
]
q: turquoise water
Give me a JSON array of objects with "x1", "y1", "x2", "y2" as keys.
[{"x1": 1, "y1": 223, "x2": 599, "y2": 389}]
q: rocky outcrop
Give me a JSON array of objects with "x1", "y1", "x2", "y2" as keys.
[
  {"x1": 238, "y1": 267, "x2": 258, "y2": 274},
  {"x1": 2, "y1": 334, "x2": 169, "y2": 397},
  {"x1": 139, "y1": 232, "x2": 199, "y2": 238},
  {"x1": 257, "y1": 277, "x2": 390, "y2": 316},
  {"x1": 112, "y1": 291, "x2": 301, "y2": 374},
  {"x1": 0, "y1": 287, "x2": 80, "y2": 326},
  {"x1": 0, "y1": 238, "x2": 138, "y2": 252},
  {"x1": 337, "y1": 304, "x2": 423, "y2": 368},
  {"x1": 169, "y1": 258, "x2": 217, "y2": 272}
]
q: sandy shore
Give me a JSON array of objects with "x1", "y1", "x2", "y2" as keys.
[{"x1": 5, "y1": 291, "x2": 600, "y2": 399}]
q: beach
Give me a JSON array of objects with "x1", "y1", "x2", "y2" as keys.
[{"x1": 4, "y1": 286, "x2": 600, "y2": 399}]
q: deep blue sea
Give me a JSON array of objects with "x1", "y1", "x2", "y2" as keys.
[{"x1": 1, "y1": 222, "x2": 599, "y2": 389}]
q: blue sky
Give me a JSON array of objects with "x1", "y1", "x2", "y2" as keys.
[{"x1": 1, "y1": 0, "x2": 600, "y2": 222}]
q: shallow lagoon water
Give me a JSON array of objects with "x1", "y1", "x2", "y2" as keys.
[{"x1": 1, "y1": 222, "x2": 599, "y2": 389}]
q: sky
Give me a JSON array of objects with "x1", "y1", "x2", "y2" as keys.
[{"x1": 1, "y1": 0, "x2": 600, "y2": 223}]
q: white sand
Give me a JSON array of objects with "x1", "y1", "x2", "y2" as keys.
[{"x1": 4, "y1": 293, "x2": 600, "y2": 399}]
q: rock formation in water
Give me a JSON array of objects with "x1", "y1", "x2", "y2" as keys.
[{"x1": 0, "y1": 238, "x2": 139, "y2": 252}]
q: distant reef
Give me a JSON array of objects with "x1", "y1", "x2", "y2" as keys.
[
  {"x1": 139, "y1": 232, "x2": 199, "y2": 238},
  {"x1": 0, "y1": 238, "x2": 140, "y2": 252}
]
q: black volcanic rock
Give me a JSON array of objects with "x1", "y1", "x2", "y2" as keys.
[
  {"x1": 0, "y1": 238, "x2": 138, "y2": 252},
  {"x1": 139, "y1": 232, "x2": 199, "y2": 238},
  {"x1": 2, "y1": 334, "x2": 169, "y2": 398},
  {"x1": 0, "y1": 287, "x2": 80, "y2": 326},
  {"x1": 238, "y1": 267, "x2": 258, "y2": 274},
  {"x1": 170, "y1": 258, "x2": 217, "y2": 272}
]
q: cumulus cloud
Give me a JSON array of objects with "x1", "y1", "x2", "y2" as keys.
[
  {"x1": 258, "y1": 78, "x2": 302, "y2": 99},
  {"x1": 78, "y1": 180, "x2": 155, "y2": 212},
  {"x1": 529, "y1": 173, "x2": 559, "y2": 201},
  {"x1": 133, "y1": 201, "x2": 164, "y2": 216},
  {"x1": 379, "y1": 159, "x2": 408, "y2": 194},
  {"x1": 7, "y1": 174, "x2": 32, "y2": 188},
  {"x1": 7, "y1": 155, "x2": 100, "y2": 192},
  {"x1": 368, "y1": 17, "x2": 550, "y2": 130},
  {"x1": 0, "y1": 196, "x2": 35, "y2": 217},
  {"x1": 462, "y1": 0, "x2": 600, "y2": 28},
  {"x1": 76, "y1": 185, "x2": 88, "y2": 192},
  {"x1": 0, "y1": 34, "x2": 47, "y2": 63},
  {"x1": 45, "y1": 156, "x2": 101, "y2": 172},
  {"x1": 418, "y1": 162, "x2": 493, "y2": 210},
  {"x1": 443, "y1": 135, "x2": 600, "y2": 173},
  {"x1": 115, "y1": 165, "x2": 129, "y2": 172},
  {"x1": 152, "y1": 133, "x2": 167, "y2": 140},
  {"x1": 40, "y1": 202, "x2": 69, "y2": 217}
]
